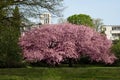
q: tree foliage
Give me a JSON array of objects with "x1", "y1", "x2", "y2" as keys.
[
  {"x1": 19, "y1": 23, "x2": 116, "y2": 65},
  {"x1": 13, "y1": 6, "x2": 21, "y2": 26},
  {"x1": 112, "y1": 40, "x2": 120, "y2": 60},
  {"x1": 0, "y1": 0, "x2": 64, "y2": 18},
  {"x1": 0, "y1": 26, "x2": 22, "y2": 67},
  {"x1": 67, "y1": 14, "x2": 94, "y2": 28},
  {"x1": 0, "y1": 5, "x2": 22, "y2": 67}
]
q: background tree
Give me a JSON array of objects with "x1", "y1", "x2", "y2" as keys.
[
  {"x1": 19, "y1": 23, "x2": 116, "y2": 67},
  {"x1": 67, "y1": 14, "x2": 94, "y2": 28},
  {"x1": 57, "y1": 17, "x2": 67, "y2": 24},
  {"x1": 13, "y1": 6, "x2": 21, "y2": 26},
  {"x1": 93, "y1": 18, "x2": 103, "y2": 32},
  {"x1": 112, "y1": 40, "x2": 120, "y2": 62}
]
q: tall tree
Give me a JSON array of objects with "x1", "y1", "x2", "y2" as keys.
[
  {"x1": 12, "y1": 6, "x2": 22, "y2": 33},
  {"x1": 0, "y1": 5, "x2": 22, "y2": 68},
  {"x1": 67, "y1": 14, "x2": 94, "y2": 28},
  {"x1": 13, "y1": 6, "x2": 21, "y2": 26}
]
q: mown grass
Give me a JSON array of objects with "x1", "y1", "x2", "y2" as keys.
[{"x1": 0, "y1": 67, "x2": 120, "y2": 80}]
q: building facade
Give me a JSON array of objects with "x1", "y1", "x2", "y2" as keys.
[
  {"x1": 103, "y1": 25, "x2": 120, "y2": 40},
  {"x1": 40, "y1": 13, "x2": 51, "y2": 25}
]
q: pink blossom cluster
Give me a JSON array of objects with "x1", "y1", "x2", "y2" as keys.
[{"x1": 19, "y1": 23, "x2": 116, "y2": 64}]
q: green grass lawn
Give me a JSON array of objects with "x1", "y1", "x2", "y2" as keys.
[{"x1": 0, "y1": 67, "x2": 120, "y2": 80}]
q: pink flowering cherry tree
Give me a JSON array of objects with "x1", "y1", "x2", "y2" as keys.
[{"x1": 19, "y1": 23, "x2": 116, "y2": 66}]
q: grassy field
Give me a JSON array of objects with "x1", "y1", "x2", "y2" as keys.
[{"x1": 0, "y1": 67, "x2": 120, "y2": 80}]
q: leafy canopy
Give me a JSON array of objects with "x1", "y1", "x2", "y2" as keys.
[
  {"x1": 0, "y1": 0, "x2": 64, "y2": 18},
  {"x1": 67, "y1": 14, "x2": 94, "y2": 28}
]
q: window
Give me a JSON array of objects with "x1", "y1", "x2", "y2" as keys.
[
  {"x1": 112, "y1": 26, "x2": 120, "y2": 30},
  {"x1": 112, "y1": 33, "x2": 120, "y2": 37}
]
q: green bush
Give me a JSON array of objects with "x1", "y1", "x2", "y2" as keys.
[{"x1": 111, "y1": 40, "x2": 120, "y2": 66}]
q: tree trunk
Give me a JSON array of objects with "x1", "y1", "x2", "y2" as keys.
[{"x1": 68, "y1": 58, "x2": 73, "y2": 67}]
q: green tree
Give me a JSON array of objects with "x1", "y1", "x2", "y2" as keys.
[
  {"x1": 112, "y1": 40, "x2": 120, "y2": 60},
  {"x1": 13, "y1": 6, "x2": 21, "y2": 25},
  {"x1": 12, "y1": 6, "x2": 22, "y2": 33},
  {"x1": 67, "y1": 14, "x2": 94, "y2": 28},
  {"x1": 0, "y1": 6, "x2": 23, "y2": 68},
  {"x1": 0, "y1": 26, "x2": 22, "y2": 68}
]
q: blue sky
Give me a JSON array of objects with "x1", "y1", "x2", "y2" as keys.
[{"x1": 61, "y1": 0, "x2": 120, "y2": 25}]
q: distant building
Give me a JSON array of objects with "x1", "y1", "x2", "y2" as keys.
[
  {"x1": 103, "y1": 25, "x2": 120, "y2": 40},
  {"x1": 39, "y1": 13, "x2": 51, "y2": 25}
]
